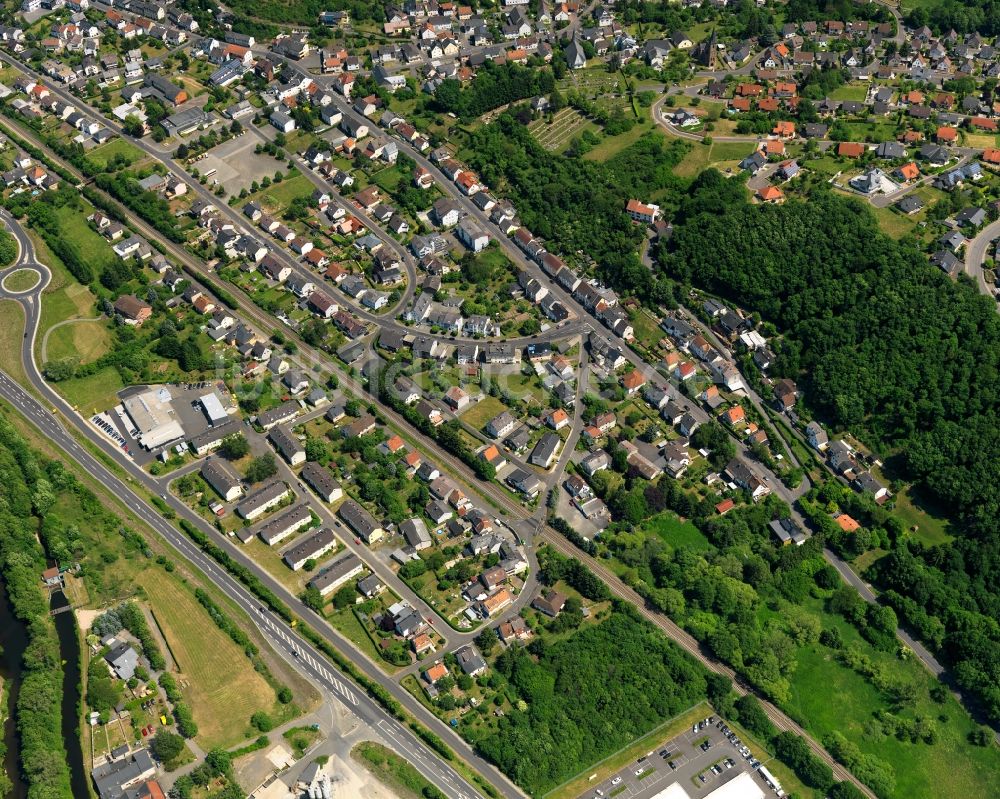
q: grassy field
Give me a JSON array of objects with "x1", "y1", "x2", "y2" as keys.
[
  {"x1": 254, "y1": 174, "x2": 313, "y2": 215},
  {"x1": 86, "y1": 138, "x2": 144, "y2": 169},
  {"x1": 326, "y1": 607, "x2": 405, "y2": 674},
  {"x1": 673, "y1": 140, "x2": 754, "y2": 179},
  {"x1": 2, "y1": 268, "x2": 40, "y2": 292},
  {"x1": 830, "y1": 84, "x2": 870, "y2": 102},
  {"x1": 0, "y1": 300, "x2": 29, "y2": 388},
  {"x1": 53, "y1": 205, "x2": 118, "y2": 273},
  {"x1": 33, "y1": 229, "x2": 100, "y2": 349},
  {"x1": 784, "y1": 599, "x2": 1000, "y2": 799},
  {"x1": 56, "y1": 365, "x2": 124, "y2": 414},
  {"x1": 805, "y1": 155, "x2": 845, "y2": 176},
  {"x1": 353, "y1": 740, "x2": 443, "y2": 799},
  {"x1": 583, "y1": 119, "x2": 656, "y2": 162},
  {"x1": 43, "y1": 318, "x2": 113, "y2": 365},
  {"x1": 960, "y1": 132, "x2": 999, "y2": 150},
  {"x1": 282, "y1": 725, "x2": 321, "y2": 758},
  {"x1": 640, "y1": 511, "x2": 713, "y2": 551},
  {"x1": 372, "y1": 164, "x2": 404, "y2": 193},
  {"x1": 459, "y1": 394, "x2": 510, "y2": 432},
  {"x1": 871, "y1": 204, "x2": 918, "y2": 239},
  {"x1": 504, "y1": 371, "x2": 547, "y2": 406},
  {"x1": 142, "y1": 568, "x2": 281, "y2": 750},
  {"x1": 891, "y1": 487, "x2": 953, "y2": 547}
]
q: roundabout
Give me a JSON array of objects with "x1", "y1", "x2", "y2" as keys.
[{"x1": 1, "y1": 267, "x2": 41, "y2": 294}]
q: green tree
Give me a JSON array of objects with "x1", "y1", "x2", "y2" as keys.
[
  {"x1": 219, "y1": 433, "x2": 250, "y2": 460},
  {"x1": 245, "y1": 454, "x2": 277, "y2": 483},
  {"x1": 151, "y1": 729, "x2": 185, "y2": 764}
]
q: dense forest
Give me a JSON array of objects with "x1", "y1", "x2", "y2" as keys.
[
  {"x1": 784, "y1": 0, "x2": 892, "y2": 26},
  {"x1": 466, "y1": 114, "x2": 688, "y2": 302},
  {"x1": 432, "y1": 63, "x2": 556, "y2": 119},
  {"x1": 871, "y1": 540, "x2": 1000, "y2": 723},
  {"x1": 904, "y1": 0, "x2": 1000, "y2": 36},
  {"x1": 0, "y1": 416, "x2": 74, "y2": 799},
  {"x1": 660, "y1": 172, "x2": 1000, "y2": 723},
  {"x1": 662, "y1": 172, "x2": 1000, "y2": 521},
  {"x1": 475, "y1": 602, "x2": 708, "y2": 794}
]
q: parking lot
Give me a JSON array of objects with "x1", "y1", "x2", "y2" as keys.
[
  {"x1": 582, "y1": 716, "x2": 779, "y2": 799},
  {"x1": 104, "y1": 381, "x2": 239, "y2": 465},
  {"x1": 195, "y1": 135, "x2": 286, "y2": 196}
]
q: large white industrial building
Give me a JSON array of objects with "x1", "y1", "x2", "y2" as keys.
[{"x1": 122, "y1": 387, "x2": 185, "y2": 449}]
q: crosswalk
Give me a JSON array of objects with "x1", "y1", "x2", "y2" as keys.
[
  {"x1": 0, "y1": 370, "x2": 493, "y2": 799},
  {"x1": 261, "y1": 617, "x2": 359, "y2": 707}
]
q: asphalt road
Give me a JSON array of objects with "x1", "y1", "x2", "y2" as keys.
[
  {"x1": 0, "y1": 216, "x2": 513, "y2": 799},
  {"x1": 538, "y1": 531, "x2": 877, "y2": 799},
  {"x1": 963, "y1": 219, "x2": 1000, "y2": 305}
]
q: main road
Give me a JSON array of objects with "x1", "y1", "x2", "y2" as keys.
[{"x1": 0, "y1": 216, "x2": 517, "y2": 799}]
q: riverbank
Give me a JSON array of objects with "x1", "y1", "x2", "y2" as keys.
[{"x1": 0, "y1": 577, "x2": 27, "y2": 799}]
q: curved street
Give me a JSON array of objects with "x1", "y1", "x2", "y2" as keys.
[
  {"x1": 0, "y1": 211, "x2": 513, "y2": 799},
  {"x1": 0, "y1": 3, "x2": 988, "y2": 792},
  {"x1": 963, "y1": 219, "x2": 1000, "y2": 305}
]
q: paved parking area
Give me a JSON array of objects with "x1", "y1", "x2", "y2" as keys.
[
  {"x1": 110, "y1": 381, "x2": 240, "y2": 464},
  {"x1": 582, "y1": 717, "x2": 777, "y2": 799},
  {"x1": 195, "y1": 135, "x2": 286, "y2": 195}
]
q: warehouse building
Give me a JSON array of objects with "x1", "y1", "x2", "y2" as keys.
[{"x1": 122, "y1": 387, "x2": 185, "y2": 449}]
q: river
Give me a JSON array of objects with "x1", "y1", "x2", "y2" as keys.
[
  {"x1": 0, "y1": 578, "x2": 27, "y2": 799},
  {"x1": 0, "y1": 586, "x2": 89, "y2": 799},
  {"x1": 49, "y1": 591, "x2": 88, "y2": 799}
]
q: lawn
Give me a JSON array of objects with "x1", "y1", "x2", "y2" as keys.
[
  {"x1": 630, "y1": 306, "x2": 667, "y2": 351},
  {"x1": 53, "y1": 204, "x2": 118, "y2": 273},
  {"x1": 710, "y1": 141, "x2": 756, "y2": 162},
  {"x1": 504, "y1": 371, "x2": 546, "y2": 405},
  {"x1": 830, "y1": 84, "x2": 870, "y2": 102},
  {"x1": 353, "y1": 740, "x2": 446, "y2": 799},
  {"x1": 86, "y1": 138, "x2": 144, "y2": 170},
  {"x1": 674, "y1": 144, "x2": 712, "y2": 178},
  {"x1": 282, "y1": 725, "x2": 320, "y2": 758},
  {"x1": 33, "y1": 230, "x2": 100, "y2": 348},
  {"x1": 784, "y1": 599, "x2": 1000, "y2": 799},
  {"x1": 0, "y1": 300, "x2": 29, "y2": 388},
  {"x1": 43, "y1": 318, "x2": 113, "y2": 365},
  {"x1": 891, "y1": 487, "x2": 953, "y2": 547},
  {"x1": 142, "y1": 568, "x2": 281, "y2": 750},
  {"x1": 372, "y1": 164, "x2": 404, "y2": 193},
  {"x1": 804, "y1": 155, "x2": 844, "y2": 176},
  {"x1": 326, "y1": 606, "x2": 405, "y2": 674},
  {"x1": 640, "y1": 511, "x2": 713, "y2": 551},
  {"x1": 2, "y1": 268, "x2": 40, "y2": 292},
  {"x1": 871, "y1": 205, "x2": 918, "y2": 239},
  {"x1": 56, "y1": 365, "x2": 124, "y2": 414},
  {"x1": 583, "y1": 119, "x2": 656, "y2": 162},
  {"x1": 672, "y1": 140, "x2": 754, "y2": 179},
  {"x1": 960, "y1": 132, "x2": 999, "y2": 150},
  {"x1": 459, "y1": 394, "x2": 511, "y2": 432},
  {"x1": 253, "y1": 173, "x2": 313, "y2": 215}
]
